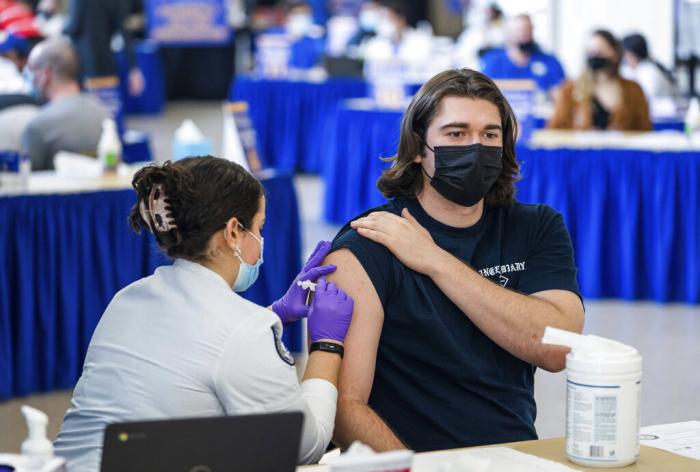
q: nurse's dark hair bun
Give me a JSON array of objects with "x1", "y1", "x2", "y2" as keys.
[{"x1": 128, "y1": 156, "x2": 264, "y2": 260}]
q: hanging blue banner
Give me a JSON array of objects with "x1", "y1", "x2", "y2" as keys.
[{"x1": 145, "y1": 0, "x2": 232, "y2": 46}]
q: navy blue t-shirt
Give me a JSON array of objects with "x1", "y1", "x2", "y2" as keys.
[
  {"x1": 481, "y1": 47, "x2": 565, "y2": 92},
  {"x1": 332, "y1": 196, "x2": 580, "y2": 452}
]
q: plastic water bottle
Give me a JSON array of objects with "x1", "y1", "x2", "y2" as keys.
[
  {"x1": 542, "y1": 327, "x2": 642, "y2": 468},
  {"x1": 98, "y1": 118, "x2": 122, "y2": 172}
]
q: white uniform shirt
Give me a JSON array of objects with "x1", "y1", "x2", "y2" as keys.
[
  {"x1": 54, "y1": 259, "x2": 336, "y2": 471},
  {"x1": 621, "y1": 60, "x2": 676, "y2": 100}
]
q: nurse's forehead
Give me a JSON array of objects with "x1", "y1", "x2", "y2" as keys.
[{"x1": 429, "y1": 96, "x2": 501, "y2": 129}]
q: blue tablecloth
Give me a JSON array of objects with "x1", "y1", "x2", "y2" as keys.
[
  {"x1": 532, "y1": 116, "x2": 685, "y2": 132},
  {"x1": 229, "y1": 76, "x2": 368, "y2": 173},
  {"x1": 0, "y1": 173, "x2": 302, "y2": 400},
  {"x1": 323, "y1": 106, "x2": 400, "y2": 223},
  {"x1": 322, "y1": 105, "x2": 700, "y2": 304}
]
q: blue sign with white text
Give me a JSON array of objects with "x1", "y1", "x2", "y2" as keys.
[{"x1": 146, "y1": 0, "x2": 231, "y2": 46}]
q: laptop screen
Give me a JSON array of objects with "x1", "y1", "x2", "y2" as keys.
[{"x1": 101, "y1": 412, "x2": 304, "y2": 472}]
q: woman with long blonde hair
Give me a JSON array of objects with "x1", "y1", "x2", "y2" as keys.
[{"x1": 549, "y1": 29, "x2": 651, "y2": 131}]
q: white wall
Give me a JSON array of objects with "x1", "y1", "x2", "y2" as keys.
[{"x1": 553, "y1": 0, "x2": 675, "y2": 79}]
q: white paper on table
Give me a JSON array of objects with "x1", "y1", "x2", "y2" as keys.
[
  {"x1": 639, "y1": 420, "x2": 700, "y2": 460},
  {"x1": 0, "y1": 453, "x2": 66, "y2": 472},
  {"x1": 299, "y1": 447, "x2": 578, "y2": 472},
  {"x1": 53, "y1": 151, "x2": 103, "y2": 178},
  {"x1": 411, "y1": 446, "x2": 577, "y2": 471}
]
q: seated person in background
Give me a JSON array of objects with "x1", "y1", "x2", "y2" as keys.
[
  {"x1": 453, "y1": 2, "x2": 507, "y2": 70},
  {"x1": 346, "y1": 0, "x2": 380, "y2": 53},
  {"x1": 359, "y1": 0, "x2": 416, "y2": 62},
  {"x1": 0, "y1": 31, "x2": 36, "y2": 109},
  {"x1": 281, "y1": 1, "x2": 325, "y2": 69},
  {"x1": 326, "y1": 68, "x2": 584, "y2": 453},
  {"x1": 480, "y1": 14, "x2": 565, "y2": 97},
  {"x1": 35, "y1": 0, "x2": 68, "y2": 38},
  {"x1": 0, "y1": 30, "x2": 29, "y2": 71},
  {"x1": 549, "y1": 29, "x2": 651, "y2": 131},
  {"x1": 0, "y1": 34, "x2": 38, "y2": 147},
  {"x1": 621, "y1": 33, "x2": 676, "y2": 101},
  {"x1": 21, "y1": 37, "x2": 109, "y2": 170}
]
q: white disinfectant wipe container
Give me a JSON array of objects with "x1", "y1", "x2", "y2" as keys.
[{"x1": 542, "y1": 327, "x2": 642, "y2": 468}]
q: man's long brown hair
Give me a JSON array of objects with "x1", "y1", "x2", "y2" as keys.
[{"x1": 377, "y1": 68, "x2": 520, "y2": 206}]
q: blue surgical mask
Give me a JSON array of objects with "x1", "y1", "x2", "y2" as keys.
[{"x1": 231, "y1": 225, "x2": 264, "y2": 292}]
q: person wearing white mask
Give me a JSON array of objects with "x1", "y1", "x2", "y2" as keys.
[
  {"x1": 374, "y1": 0, "x2": 408, "y2": 45},
  {"x1": 360, "y1": 0, "x2": 419, "y2": 62},
  {"x1": 286, "y1": 2, "x2": 314, "y2": 38},
  {"x1": 283, "y1": 1, "x2": 325, "y2": 69},
  {"x1": 54, "y1": 156, "x2": 355, "y2": 471},
  {"x1": 346, "y1": 0, "x2": 380, "y2": 52}
]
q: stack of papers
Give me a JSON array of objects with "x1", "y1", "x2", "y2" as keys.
[
  {"x1": 412, "y1": 447, "x2": 577, "y2": 472},
  {"x1": 639, "y1": 421, "x2": 700, "y2": 461}
]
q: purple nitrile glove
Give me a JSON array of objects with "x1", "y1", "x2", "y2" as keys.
[
  {"x1": 308, "y1": 277, "x2": 354, "y2": 344},
  {"x1": 271, "y1": 240, "x2": 337, "y2": 324}
]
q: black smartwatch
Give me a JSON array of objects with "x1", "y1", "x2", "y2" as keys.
[{"x1": 309, "y1": 341, "x2": 344, "y2": 359}]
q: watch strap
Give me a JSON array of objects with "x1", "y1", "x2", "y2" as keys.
[{"x1": 309, "y1": 341, "x2": 344, "y2": 359}]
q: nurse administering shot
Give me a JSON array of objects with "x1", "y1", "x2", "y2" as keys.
[{"x1": 54, "y1": 156, "x2": 354, "y2": 471}]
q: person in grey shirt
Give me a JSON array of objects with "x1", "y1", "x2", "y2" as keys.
[{"x1": 22, "y1": 37, "x2": 110, "y2": 171}]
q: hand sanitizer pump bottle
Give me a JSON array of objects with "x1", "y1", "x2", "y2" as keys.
[
  {"x1": 98, "y1": 118, "x2": 122, "y2": 172},
  {"x1": 21, "y1": 406, "x2": 54, "y2": 465}
]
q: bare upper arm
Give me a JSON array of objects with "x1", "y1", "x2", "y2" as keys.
[{"x1": 323, "y1": 249, "x2": 384, "y2": 404}]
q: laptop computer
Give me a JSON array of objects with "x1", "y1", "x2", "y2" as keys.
[
  {"x1": 101, "y1": 412, "x2": 304, "y2": 472},
  {"x1": 323, "y1": 56, "x2": 365, "y2": 78}
]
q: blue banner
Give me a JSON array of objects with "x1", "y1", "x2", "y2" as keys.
[{"x1": 145, "y1": 0, "x2": 232, "y2": 47}]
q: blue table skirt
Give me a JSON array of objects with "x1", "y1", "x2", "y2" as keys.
[
  {"x1": 323, "y1": 106, "x2": 400, "y2": 223},
  {"x1": 516, "y1": 146, "x2": 699, "y2": 303},
  {"x1": 229, "y1": 76, "x2": 368, "y2": 173},
  {"x1": 322, "y1": 105, "x2": 700, "y2": 304},
  {"x1": 0, "y1": 173, "x2": 302, "y2": 400}
]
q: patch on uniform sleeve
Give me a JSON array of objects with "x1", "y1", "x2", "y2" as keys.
[{"x1": 271, "y1": 325, "x2": 295, "y2": 366}]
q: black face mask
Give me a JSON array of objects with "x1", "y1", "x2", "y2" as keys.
[
  {"x1": 517, "y1": 41, "x2": 537, "y2": 54},
  {"x1": 587, "y1": 56, "x2": 611, "y2": 72},
  {"x1": 423, "y1": 143, "x2": 503, "y2": 207}
]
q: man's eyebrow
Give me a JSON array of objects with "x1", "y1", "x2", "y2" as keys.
[
  {"x1": 438, "y1": 122, "x2": 470, "y2": 130},
  {"x1": 438, "y1": 122, "x2": 503, "y2": 131}
]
